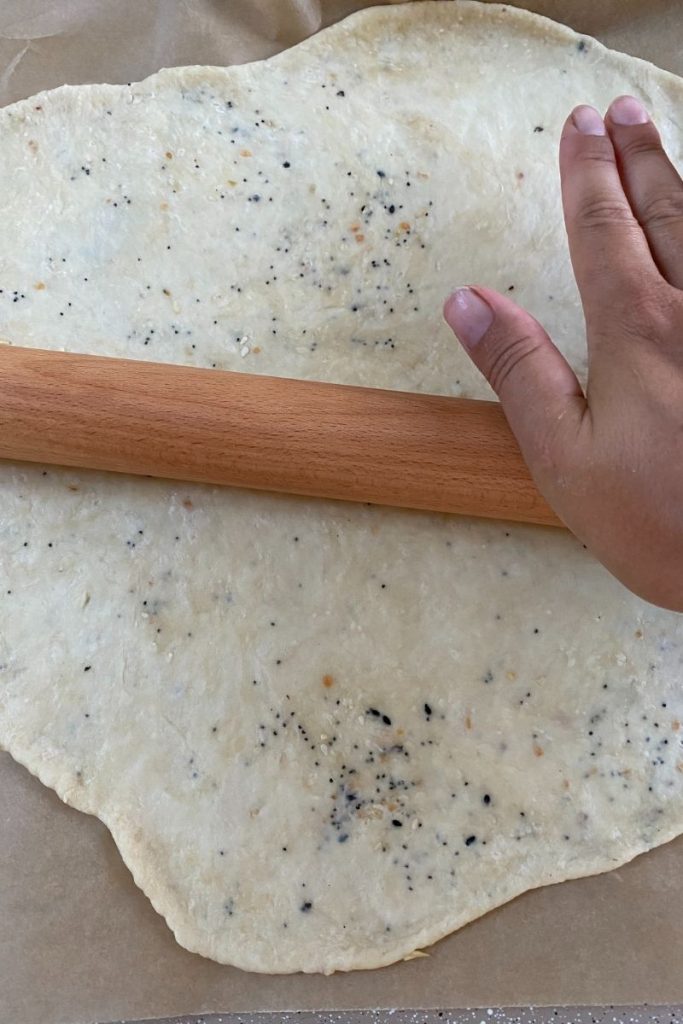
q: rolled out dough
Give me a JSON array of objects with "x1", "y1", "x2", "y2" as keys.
[{"x1": 1, "y1": 1, "x2": 683, "y2": 974}]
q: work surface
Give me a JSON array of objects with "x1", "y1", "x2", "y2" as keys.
[
  {"x1": 119, "y1": 1011, "x2": 683, "y2": 1024},
  {"x1": 1, "y1": 2, "x2": 683, "y2": 1023}
]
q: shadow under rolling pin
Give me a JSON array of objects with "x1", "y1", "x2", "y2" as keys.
[{"x1": 0, "y1": 343, "x2": 563, "y2": 529}]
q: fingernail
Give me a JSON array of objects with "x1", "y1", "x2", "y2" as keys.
[
  {"x1": 609, "y1": 95, "x2": 650, "y2": 125},
  {"x1": 444, "y1": 288, "x2": 494, "y2": 348},
  {"x1": 572, "y1": 105, "x2": 606, "y2": 136}
]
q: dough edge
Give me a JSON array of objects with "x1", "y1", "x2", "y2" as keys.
[{"x1": 2, "y1": 0, "x2": 683, "y2": 975}]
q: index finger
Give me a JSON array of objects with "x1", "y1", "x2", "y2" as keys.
[{"x1": 559, "y1": 105, "x2": 660, "y2": 321}]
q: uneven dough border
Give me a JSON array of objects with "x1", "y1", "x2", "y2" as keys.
[
  {"x1": 2, "y1": 0, "x2": 683, "y2": 975},
  {"x1": 6, "y1": 735, "x2": 683, "y2": 974}
]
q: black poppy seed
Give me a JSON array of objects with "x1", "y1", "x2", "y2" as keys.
[
  {"x1": 300, "y1": 900, "x2": 313, "y2": 912},
  {"x1": 465, "y1": 835, "x2": 477, "y2": 846},
  {"x1": 483, "y1": 793, "x2": 491, "y2": 805}
]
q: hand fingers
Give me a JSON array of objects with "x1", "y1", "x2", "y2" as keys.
[
  {"x1": 605, "y1": 95, "x2": 683, "y2": 290},
  {"x1": 443, "y1": 287, "x2": 586, "y2": 493},
  {"x1": 559, "y1": 105, "x2": 661, "y2": 325}
]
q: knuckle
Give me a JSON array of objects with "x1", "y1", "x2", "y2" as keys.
[
  {"x1": 574, "y1": 192, "x2": 634, "y2": 232},
  {"x1": 615, "y1": 130, "x2": 663, "y2": 162},
  {"x1": 485, "y1": 333, "x2": 544, "y2": 395},
  {"x1": 637, "y1": 189, "x2": 683, "y2": 230},
  {"x1": 569, "y1": 138, "x2": 616, "y2": 168},
  {"x1": 573, "y1": 144, "x2": 618, "y2": 169}
]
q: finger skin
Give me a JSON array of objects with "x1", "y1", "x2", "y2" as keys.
[
  {"x1": 443, "y1": 287, "x2": 586, "y2": 489},
  {"x1": 605, "y1": 96, "x2": 683, "y2": 289},
  {"x1": 559, "y1": 107, "x2": 660, "y2": 327},
  {"x1": 442, "y1": 101, "x2": 683, "y2": 612}
]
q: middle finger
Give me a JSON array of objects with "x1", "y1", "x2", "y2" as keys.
[{"x1": 606, "y1": 95, "x2": 683, "y2": 290}]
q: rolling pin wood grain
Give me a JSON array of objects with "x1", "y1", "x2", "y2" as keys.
[{"x1": 0, "y1": 344, "x2": 562, "y2": 528}]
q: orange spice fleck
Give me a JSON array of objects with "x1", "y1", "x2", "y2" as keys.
[
  {"x1": 634, "y1": 629, "x2": 643, "y2": 639},
  {"x1": 516, "y1": 171, "x2": 525, "y2": 180},
  {"x1": 227, "y1": 179, "x2": 237, "y2": 187},
  {"x1": 34, "y1": 282, "x2": 45, "y2": 290},
  {"x1": 562, "y1": 779, "x2": 570, "y2": 790},
  {"x1": 252, "y1": 346, "x2": 261, "y2": 354},
  {"x1": 67, "y1": 484, "x2": 80, "y2": 492},
  {"x1": 350, "y1": 223, "x2": 360, "y2": 232},
  {"x1": 160, "y1": 202, "x2": 169, "y2": 210},
  {"x1": 678, "y1": 761, "x2": 683, "y2": 774},
  {"x1": 165, "y1": 151, "x2": 173, "y2": 159},
  {"x1": 322, "y1": 674, "x2": 334, "y2": 688},
  {"x1": 464, "y1": 714, "x2": 472, "y2": 731},
  {"x1": 506, "y1": 670, "x2": 517, "y2": 681},
  {"x1": 28, "y1": 140, "x2": 38, "y2": 154},
  {"x1": 354, "y1": 233, "x2": 365, "y2": 243},
  {"x1": 672, "y1": 720, "x2": 681, "y2": 732},
  {"x1": 533, "y1": 743, "x2": 544, "y2": 757},
  {"x1": 399, "y1": 221, "x2": 411, "y2": 231},
  {"x1": 387, "y1": 802, "x2": 397, "y2": 812},
  {"x1": 182, "y1": 498, "x2": 194, "y2": 510},
  {"x1": 162, "y1": 288, "x2": 171, "y2": 296},
  {"x1": 396, "y1": 728, "x2": 405, "y2": 738},
  {"x1": 240, "y1": 148, "x2": 253, "y2": 157}
]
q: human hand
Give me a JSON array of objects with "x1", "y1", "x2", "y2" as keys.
[{"x1": 444, "y1": 96, "x2": 683, "y2": 612}]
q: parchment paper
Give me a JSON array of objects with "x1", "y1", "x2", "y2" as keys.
[{"x1": 1, "y1": 3, "x2": 682, "y2": 1023}]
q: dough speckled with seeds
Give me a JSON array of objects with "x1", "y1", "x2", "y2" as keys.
[{"x1": 1, "y1": 1, "x2": 683, "y2": 974}]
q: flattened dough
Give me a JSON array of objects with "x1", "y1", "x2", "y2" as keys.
[{"x1": 1, "y1": 1, "x2": 683, "y2": 974}]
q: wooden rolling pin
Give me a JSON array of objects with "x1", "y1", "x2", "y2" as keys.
[{"x1": 0, "y1": 344, "x2": 562, "y2": 528}]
